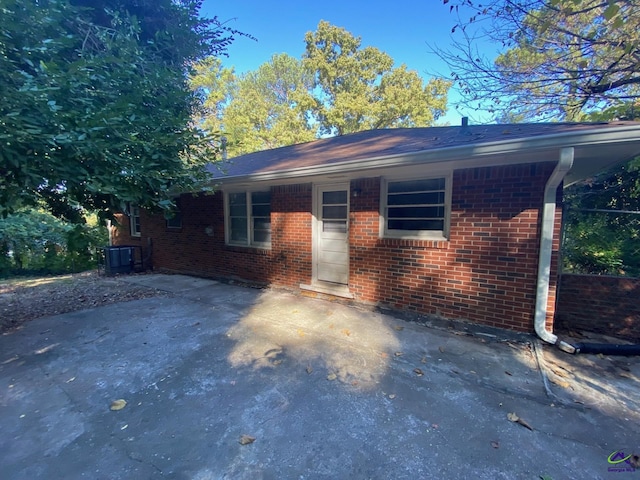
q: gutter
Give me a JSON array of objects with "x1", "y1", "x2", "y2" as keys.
[
  {"x1": 534, "y1": 147, "x2": 576, "y2": 353},
  {"x1": 534, "y1": 148, "x2": 640, "y2": 356}
]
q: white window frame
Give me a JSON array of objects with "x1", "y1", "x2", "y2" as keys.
[
  {"x1": 379, "y1": 174, "x2": 452, "y2": 241},
  {"x1": 224, "y1": 189, "x2": 272, "y2": 248},
  {"x1": 166, "y1": 210, "x2": 183, "y2": 229},
  {"x1": 129, "y1": 204, "x2": 141, "y2": 237}
]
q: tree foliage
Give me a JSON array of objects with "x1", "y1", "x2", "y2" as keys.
[
  {"x1": 563, "y1": 158, "x2": 640, "y2": 276},
  {"x1": 191, "y1": 54, "x2": 316, "y2": 157},
  {"x1": 304, "y1": 21, "x2": 451, "y2": 135},
  {"x1": 1, "y1": 0, "x2": 242, "y2": 220},
  {"x1": 0, "y1": 208, "x2": 107, "y2": 276},
  {"x1": 435, "y1": 0, "x2": 640, "y2": 121},
  {"x1": 563, "y1": 104, "x2": 640, "y2": 276},
  {"x1": 191, "y1": 21, "x2": 451, "y2": 155}
]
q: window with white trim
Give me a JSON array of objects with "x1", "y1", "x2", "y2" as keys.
[
  {"x1": 129, "y1": 204, "x2": 141, "y2": 237},
  {"x1": 226, "y1": 190, "x2": 271, "y2": 247},
  {"x1": 166, "y1": 210, "x2": 182, "y2": 229},
  {"x1": 381, "y1": 177, "x2": 450, "y2": 239}
]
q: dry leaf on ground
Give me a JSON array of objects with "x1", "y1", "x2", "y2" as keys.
[
  {"x1": 327, "y1": 373, "x2": 337, "y2": 381},
  {"x1": 507, "y1": 412, "x2": 533, "y2": 431},
  {"x1": 109, "y1": 399, "x2": 127, "y2": 411},
  {"x1": 1, "y1": 272, "x2": 170, "y2": 334},
  {"x1": 491, "y1": 441, "x2": 500, "y2": 449},
  {"x1": 413, "y1": 368, "x2": 424, "y2": 377},
  {"x1": 239, "y1": 435, "x2": 255, "y2": 445}
]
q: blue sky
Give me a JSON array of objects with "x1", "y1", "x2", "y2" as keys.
[{"x1": 200, "y1": 0, "x2": 497, "y2": 125}]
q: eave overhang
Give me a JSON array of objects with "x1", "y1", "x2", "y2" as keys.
[{"x1": 209, "y1": 124, "x2": 640, "y2": 188}]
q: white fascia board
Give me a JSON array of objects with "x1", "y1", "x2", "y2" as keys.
[{"x1": 213, "y1": 125, "x2": 640, "y2": 186}]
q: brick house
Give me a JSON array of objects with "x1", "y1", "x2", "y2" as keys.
[{"x1": 111, "y1": 122, "x2": 640, "y2": 345}]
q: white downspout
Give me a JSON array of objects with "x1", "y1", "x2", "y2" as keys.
[{"x1": 534, "y1": 147, "x2": 574, "y2": 349}]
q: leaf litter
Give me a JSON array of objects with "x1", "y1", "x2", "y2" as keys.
[{"x1": 507, "y1": 412, "x2": 533, "y2": 431}]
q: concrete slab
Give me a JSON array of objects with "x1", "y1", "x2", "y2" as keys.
[{"x1": 1, "y1": 274, "x2": 639, "y2": 479}]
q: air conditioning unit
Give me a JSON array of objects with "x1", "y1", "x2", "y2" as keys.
[{"x1": 103, "y1": 246, "x2": 134, "y2": 275}]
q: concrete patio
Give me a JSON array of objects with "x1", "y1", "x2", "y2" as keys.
[{"x1": 1, "y1": 274, "x2": 638, "y2": 479}]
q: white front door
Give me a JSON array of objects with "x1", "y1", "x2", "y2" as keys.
[{"x1": 314, "y1": 184, "x2": 349, "y2": 285}]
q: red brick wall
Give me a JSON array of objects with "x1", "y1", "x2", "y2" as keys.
[
  {"x1": 112, "y1": 186, "x2": 313, "y2": 287},
  {"x1": 555, "y1": 274, "x2": 640, "y2": 342},
  {"x1": 113, "y1": 162, "x2": 562, "y2": 333},
  {"x1": 349, "y1": 163, "x2": 559, "y2": 332}
]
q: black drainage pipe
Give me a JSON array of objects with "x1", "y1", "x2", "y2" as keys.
[{"x1": 572, "y1": 343, "x2": 640, "y2": 356}]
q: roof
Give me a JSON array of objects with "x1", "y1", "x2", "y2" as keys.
[{"x1": 207, "y1": 121, "x2": 640, "y2": 186}]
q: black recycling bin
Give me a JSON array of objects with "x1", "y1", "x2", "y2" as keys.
[{"x1": 103, "y1": 246, "x2": 134, "y2": 275}]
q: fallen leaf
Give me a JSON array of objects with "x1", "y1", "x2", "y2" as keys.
[
  {"x1": 413, "y1": 368, "x2": 424, "y2": 377},
  {"x1": 306, "y1": 366, "x2": 313, "y2": 374},
  {"x1": 110, "y1": 399, "x2": 127, "y2": 411},
  {"x1": 421, "y1": 356, "x2": 427, "y2": 364},
  {"x1": 239, "y1": 435, "x2": 255, "y2": 445},
  {"x1": 438, "y1": 346, "x2": 445, "y2": 353},
  {"x1": 505, "y1": 371, "x2": 512, "y2": 376},
  {"x1": 327, "y1": 373, "x2": 337, "y2": 381},
  {"x1": 393, "y1": 325, "x2": 404, "y2": 331},
  {"x1": 394, "y1": 352, "x2": 404, "y2": 357},
  {"x1": 273, "y1": 359, "x2": 282, "y2": 366},
  {"x1": 507, "y1": 412, "x2": 533, "y2": 431},
  {"x1": 341, "y1": 329, "x2": 351, "y2": 336},
  {"x1": 388, "y1": 394, "x2": 396, "y2": 399},
  {"x1": 380, "y1": 352, "x2": 388, "y2": 359},
  {"x1": 491, "y1": 441, "x2": 500, "y2": 449}
]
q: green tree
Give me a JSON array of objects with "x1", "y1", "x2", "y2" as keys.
[
  {"x1": 561, "y1": 104, "x2": 640, "y2": 276},
  {"x1": 226, "y1": 54, "x2": 316, "y2": 155},
  {"x1": 0, "y1": 0, "x2": 241, "y2": 220},
  {"x1": 191, "y1": 54, "x2": 316, "y2": 157},
  {"x1": 190, "y1": 56, "x2": 237, "y2": 136},
  {"x1": 435, "y1": 0, "x2": 640, "y2": 121},
  {"x1": 0, "y1": 208, "x2": 107, "y2": 275},
  {"x1": 563, "y1": 158, "x2": 640, "y2": 276},
  {"x1": 305, "y1": 21, "x2": 450, "y2": 135}
]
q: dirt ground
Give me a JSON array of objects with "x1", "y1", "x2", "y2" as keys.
[{"x1": 0, "y1": 271, "x2": 171, "y2": 334}]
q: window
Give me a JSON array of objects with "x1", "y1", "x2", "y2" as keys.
[
  {"x1": 166, "y1": 210, "x2": 182, "y2": 229},
  {"x1": 226, "y1": 190, "x2": 271, "y2": 247},
  {"x1": 129, "y1": 204, "x2": 141, "y2": 237},
  {"x1": 381, "y1": 177, "x2": 450, "y2": 239}
]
